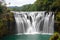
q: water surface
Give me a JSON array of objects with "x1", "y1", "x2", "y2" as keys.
[{"x1": 2, "y1": 34, "x2": 51, "y2": 40}]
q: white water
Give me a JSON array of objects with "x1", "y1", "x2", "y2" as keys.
[{"x1": 14, "y1": 12, "x2": 54, "y2": 34}]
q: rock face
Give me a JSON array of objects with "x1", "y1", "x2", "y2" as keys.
[
  {"x1": 0, "y1": 13, "x2": 16, "y2": 37},
  {"x1": 6, "y1": 13, "x2": 17, "y2": 34}
]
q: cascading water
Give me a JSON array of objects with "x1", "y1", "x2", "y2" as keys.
[{"x1": 14, "y1": 12, "x2": 54, "y2": 34}]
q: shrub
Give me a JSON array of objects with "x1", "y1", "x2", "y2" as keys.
[{"x1": 50, "y1": 32, "x2": 60, "y2": 40}]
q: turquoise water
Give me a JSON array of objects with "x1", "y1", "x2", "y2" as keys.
[{"x1": 2, "y1": 34, "x2": 51, "y2": 40}]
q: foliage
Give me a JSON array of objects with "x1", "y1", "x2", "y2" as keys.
[
  {"x1": 8, "y1": 0, "x2": 60, "y2": 33},
  {"x1": 0, "y1": 2, "x2": 15, "y2": 37},
  {"x1": 9, "y1": 0, "x2": 53, "y2": 11},
  {"x1": 49, "y1": 32, "x2": 60, "y2": 40},
  {"x1": 0, "y1": 0, "x2": 60, "y2": 37},
  {"x1": 51, "y1": 0, "x2": 60, "y2": 11},
  {"x1": 9, "y1": 4, "x2": 32, "y2": 11},
  {"x1": 9, "y1": 0, "x2": 60, "y2": 12}
]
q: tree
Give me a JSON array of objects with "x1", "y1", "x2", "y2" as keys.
[
  {"x1": 0, "y1": 1, "x2": 16, "y2": 37},
  {"x1": 52, "y1": 0, "x2": 60, "y2": 11}
]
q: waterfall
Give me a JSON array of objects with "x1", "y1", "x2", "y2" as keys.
[{"x1": 14, "y1": 12, "x2": 54, "y2": 34}]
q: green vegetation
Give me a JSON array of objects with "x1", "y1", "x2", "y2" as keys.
[
  {"x1": 0, "y1": 0, "x2": 60, "y2": 39},
  {"x1": 9, "y1": 0, "x2": 60, "y2": 12},
  {"x1": 50, "y1": 32, "x2": 60, "y2": 40},
  {"x1": 8, "y1": 4, "x2": 32, "y2": 11},
  {"x1": 8, "y1": 0, "x2": 60, "y2": 40},
  {"x1": 9, "y1": 0, "x2": 57, "y2": 11},
  {"x1": 9, "y1": 0, "x2": 60, "y2": 33},
  {"x1": 0, "y1": 1, "x2": 15, "y2": 37}
]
